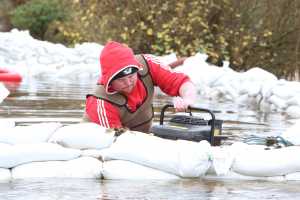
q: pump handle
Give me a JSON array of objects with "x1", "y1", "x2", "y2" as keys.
[{"x1": 159, "y1": 104, "x2": 216, "y2": 145}]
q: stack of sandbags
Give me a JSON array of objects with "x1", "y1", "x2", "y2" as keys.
[
  {"x1": 175, "y1": 54, "x2": 300, "y2": 118},
  {"x1": 267, "y1": 80, "x2": 300, "y2": 117},
  {"x1": 50, "y1": 123, "x2": 231, "y2": 180},
  {"x1": 2, "y1": 121, "x2": 300, "y2": 181},
  {"x1": 0, "y1": 122, "x2": 112, "y2": 180},
  {"x1": 0, "y1": 29, "x2": 101, "y2": 80},
  {"x1": 0, "y1": 122, "x2": 83, "y2": 179},
  {"x1": 12, "y1": 122, "x2": 116, "y2": 179},
  {"x1": 281, "y1": 119, "x2": 300, "y2": 145}
]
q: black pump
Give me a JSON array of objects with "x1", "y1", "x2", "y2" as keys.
[{"x1": 150, "y1": 104, "x2": 227, "y2": 146}]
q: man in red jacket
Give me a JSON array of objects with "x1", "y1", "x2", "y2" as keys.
[{"x1": 84, "y1": 41, "x2": 196, "y2": 133}]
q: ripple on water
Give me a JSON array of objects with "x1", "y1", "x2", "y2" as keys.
[{"x1": 0, "y1": 179, "x2": 300, "y2": 200}]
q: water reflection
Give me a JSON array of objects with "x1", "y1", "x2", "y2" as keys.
[
  {"x1": 1, "y1": 78, "x2": 91, "y2": 119},
  {"x1": 0, "y1": 178, "x2": 300, "y2": 200}
]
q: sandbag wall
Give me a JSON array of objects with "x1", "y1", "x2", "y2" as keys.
[
  {"x1": 1, "y1": 121, "x2": 300, "y2": 181},
  {"x1": 1, "y1": 29, "x2": 300, "y2": 119},
  {"x1": 174, "y1": 54, "x2": 300, "y2": 119}
]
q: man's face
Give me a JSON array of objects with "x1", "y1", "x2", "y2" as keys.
[{"x1": 110, "y1": 72, "x2": 138, "y2": 94}]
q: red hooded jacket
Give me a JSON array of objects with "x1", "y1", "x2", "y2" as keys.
[{"x1": 85, "y1": 41, "x2": 190, "y2": 128}]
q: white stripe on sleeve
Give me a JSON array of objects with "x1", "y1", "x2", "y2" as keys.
[
  {"x1": 97, "y1": 99, "x2": 110, "y2": 128},
  {"x1": 100, "y1": 99, "x2": 110, "y2": 128}
]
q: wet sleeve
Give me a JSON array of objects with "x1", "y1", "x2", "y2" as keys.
[
  {"x1": 143, "y1": 54, "x2": 190, "y2": 96},
  {"x1": 85, "y1": 96, "x2": 122, "y2": 128}
]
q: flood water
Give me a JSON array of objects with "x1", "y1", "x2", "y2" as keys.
[
  {"x1": 0, "y1": 77, "x2": 299, "y2": 199},
  {"x1": 1, "y1": 178, "x2": 300, "y2": 200}
]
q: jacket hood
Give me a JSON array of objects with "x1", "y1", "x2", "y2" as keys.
[{"x1": 98, "y1": 41, "x2": 142, "y2": 94}]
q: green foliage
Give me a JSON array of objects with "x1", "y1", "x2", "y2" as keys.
[
  {"x1": 10, "y1": 0, "x2": 66, "y2": 39},
  {"x1": 62, "y1": 0, "x2": 218, "y2": 56}
]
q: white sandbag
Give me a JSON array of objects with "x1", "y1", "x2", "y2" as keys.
[
  {"x1": 216, "y1": 84, "x2": 239, "y2": 101},
  {"x1": 48, "y1": 122, "x2": 115, "y2": 150},
  {"x1": 102, "y1": 160, "x2": 179, "y2": 180},
  {"x1": 208, "y1": 146, "x2": 236, "y2": 176},
  {"x1": 271, "y1": 85, "x2": 295, "y2": 100},
  {"x1": 285, "y1": 172, "x2": 300, "y2": 181},
  {"x1": 0, "y1": 122, "x2": 62, "y2": 144},
  {"x1": 100, "y1": 131, "x2": 211, "y2": 178},
  {"x1": 232, "y1": 144, "x2": 300, "y2": 177},
  {"x1": 241, "y1": 67, "x2": 278, "y2": 83},
  {"x1": 281, "y1": 119, "x2": 300, "y2": 145},
  {"x1": 239, "y1": 81, "x2": 261, "y2": 97},
  {"x1": 12, "y1": 156, "x2": 102, "y2": 179},
  {"x1": 0, "y1": 143, "x2": 81, "y2": 168},
  {"x1": 0, "y1": 168, "x2": 11, "y2": 182},
  {"x1": 235, "y1": 93, "x2": 249, "y2": 104},
  {"x1": 260, "y1": 80, "x2": 277, "y2": 98},
  {"x1": 259, "y1": 98, "x2": 273, "y2": 111},
  {"x1": 268, "y1": 95, "x2": 287, "y2": 110},
  {"x1": 273, "y1": 81, "x2": 300, "y2": 97},
  {"x1": 286, "y1": 96, "x2": 300, "y2": 107},
  {"x1": 286, "y1": 105, "x2": 300, "y2": 119},
  {"x1": 175, "y1": 53, "x2": 224, "y2": 87}
]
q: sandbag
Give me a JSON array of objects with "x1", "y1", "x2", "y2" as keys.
[
  {"x1": 268, "y1": 95, "x2": 287, "y2": 110},
  {"x1": 100, "y1": 131, "x2": 211, "y2": 178},
  {"x1": 285, "y1": 172, "x2": 300, "y2": 181},
  {"x1": 207, "y1": 146, "x2": 236, "y2": 176},
  {"x1": 0, "y1": 143, "x2": 81, "y2": 168},
  {"x1": 0, "y1": 168, "x2": 11, "y2": 182},
  {"x1": 12, "y1": 157, "x2": 102, "y2": 179},
  {"x1": 48, "y1": 122, "x2": 115, "y2": 150},
  {"x1": 102, "y1": 160, "x2": 179, "y2": 180},
  {"x1": 232, "y1": 143, "x2": 300, "y2": 177},
  {"x1": 286, "y1": 105, "x2": 300, "y2": 119},
  {"x1": 0, "y1": 122, "x2": 62, "y2": 144},
  {"x1": 281, "y1": 119, "x2": 300, "y2": 145}
]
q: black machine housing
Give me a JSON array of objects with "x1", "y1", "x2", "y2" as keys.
[{"x1": 150, "y1": 104, "x2": 226, "y2": 146}]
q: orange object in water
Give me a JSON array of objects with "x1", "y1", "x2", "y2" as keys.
[{"x1": 0, "y1": 68, "x2": 22, "y2": 82}]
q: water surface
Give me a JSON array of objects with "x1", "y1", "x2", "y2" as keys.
[{"x1": 0, "y1": 178, "x2": 300, "y2": 200}]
